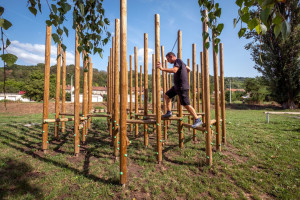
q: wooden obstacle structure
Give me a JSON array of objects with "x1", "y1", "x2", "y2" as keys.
[{"x1": 41, "y1": 0, "x2": 227, "y2": 186}]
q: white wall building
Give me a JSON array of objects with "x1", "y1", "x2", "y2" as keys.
[{"x1": 0, "y1": 93, "x2": 31, "y2": 102}]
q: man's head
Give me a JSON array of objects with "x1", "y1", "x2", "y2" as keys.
[{"x1": 166, "y1": 52, "x2": 176, "y2": 64}]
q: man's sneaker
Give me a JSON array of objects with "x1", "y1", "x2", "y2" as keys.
[
  {"x1": 191, "y1": 119, "x2": 203, "y2": 128},
  {"x1": 162, "y1": 111, "x2": 172, "y2": 118}
]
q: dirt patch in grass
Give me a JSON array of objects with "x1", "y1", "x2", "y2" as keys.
[
  {"x1": 0, "y1": 102, "x2": 106, "y2": 116},
  {"x1": 221, "y1": 144, "x2": 248, "y2": 165}
]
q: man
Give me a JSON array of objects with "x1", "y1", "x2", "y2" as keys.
[{"x1": 156, "y1": 52, "x2": 202, "y2": 128}]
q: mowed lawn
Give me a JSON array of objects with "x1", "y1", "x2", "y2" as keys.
[{"x1": 0, "y1": 106, "x2": 299, "y2": 200}]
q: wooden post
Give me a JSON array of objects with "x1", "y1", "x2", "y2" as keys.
[
  {"x1": 192, "y1": 44, "x2": 196, "y2": 142},
  {"x1": 197, "y1": 64, "x2": 200, "y2": 113},
  {"x1": 219, "y1": 43, "x2": 226, "y2": 145},
  {"x1": 213, "y1": 33, "x2": 221, "y2": 151},
  {"x1": 203, "y1": 10, "x2": 212, "y2": 165},
  {"x1": 161, "y1": 46, "x2": 167, "y2": 140},
  {"x1": 140, "y1": 65, "x2": 143, "y2": 109},
  {"x1": 61, "y1": 50, "x2": 66, "y2": 133},
  {"x1": 109, "y1": 50, "x2": 112, "y2": 136},
  {"x1": 120, "y1": 0, "x2": 128, "y2": 186},
  {"x1": 82, "y1": 50, "x2": 88, "y2": 144},
  {"x1": 200, "y1": 52, "x2": 205, "y2": 121},
  {"x1": 152, "y1": 54, "x2": 156, "y2": 114},
  {"x1": 155, "y1": 14, "x2": 162, "y2": 163},
  {"x1": 88, "y1": 57, "x2": 93, "y2": 129},
  {"x1": 74, "y1": 31, "x2": 80, "y2": 156},
  {"x1": 129, "y1": 55, "x2": 133, "y2": 132},
  {"x1": 165, "y1": 60, "x2": 170, "y2": 127},
  {"x1": 169, "y1": 73, "x2": 172, "y2": 90},
  {"x1": 134, "y1": 46, "x2": 139, "y2": 137},
  {"x1": 187, "y1": 59, "x2": 191, "y2": 130},
  {"x1": 107, "y1": 58, "x2": 110, "y2": 114},
  {"x1": 42, "y1": 25, "x2": 51, "y2": 153},
  {"x1": 113, "y1": 18, "x2": 120, "y2": 158},
  {"x1": 54, "y1": 43, "x2": 61, "y2": 140},
  {"x1": 144, "y1": 33, "x2": 149, "y2": 147},
  {"x1": 178, "y1": 30, "x2": 183, "y2": 148}
]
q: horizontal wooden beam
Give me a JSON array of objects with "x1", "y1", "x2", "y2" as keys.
[
  {"x1": 126, "y1": 119, "x2": 157, "y2": 124},
  {"x1": 182, "y1": 123, "x2": 205, "y2": 131},
  {"x1": 264, "y1": 112, "x2": 300, "y2": 115},
  {"x1": 43, "y1": 117, "x2": 87, "y2": 123}
]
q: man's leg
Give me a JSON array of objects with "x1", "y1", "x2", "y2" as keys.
[
  {"x1": 164, "y1": 94, "x2": 172, "y2": 112},
  {"x1": 163, "y1": 86, "x2": 177, "y2": 117},
  {"x1": 178, "y1": 89, "x2": 202, "y2": 128},
  {"x1": 183, "y1": 105, "x2": 198, "y2": 119}
]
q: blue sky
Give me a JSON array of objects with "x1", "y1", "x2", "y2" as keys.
[{"x1": 2, "y1": 0, "x2": 259, "y2": 77}]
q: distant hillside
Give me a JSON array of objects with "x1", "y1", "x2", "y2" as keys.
[{"x1": 0, "y1": 64, "x2": 249, "y2": 93}]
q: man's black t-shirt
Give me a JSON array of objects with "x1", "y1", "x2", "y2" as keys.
[{"x1": 173, "y1": 58, "x2": 189, "y2": 90}]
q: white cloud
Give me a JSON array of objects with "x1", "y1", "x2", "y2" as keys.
[
  {"x1": 7, "y1": 40, "x2": 75, "y2": 66},
  {"x1": 137, "y1": 47, "x2": 155, "y2": 66}
]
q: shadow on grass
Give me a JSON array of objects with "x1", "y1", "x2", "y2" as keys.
[
  {"x1": 226, "y1": 103, "x2": 283, "y2": 110},
  {"x1": 0, "y1": 127, "x2": 120, "y2": 186},
  {"x1": 0, "y1": 158, "x2": 44, "y2": 199}
]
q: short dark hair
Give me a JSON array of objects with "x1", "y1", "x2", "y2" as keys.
[{"x1": 166, "y1": 52, "x2": 176, "y2": 58}]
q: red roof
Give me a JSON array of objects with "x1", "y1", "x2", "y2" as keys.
[{"x1": 19, "y1": 91, "x2": 26, "y2": 95}]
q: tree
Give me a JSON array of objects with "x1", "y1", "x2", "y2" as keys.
[
  {"x1": 197, "y1": 0, "x2": 291, "y2": 52},
  {"x1": 244, "y1": 77, "x2": 269, "y2": 104},
  {"x1": 245, "y1": 0, "x2": 300, "y2": 108},
  {"x1": 22, "y1": 71, "x2": 56, "y2": 101}
]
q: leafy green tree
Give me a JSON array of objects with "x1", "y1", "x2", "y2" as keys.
[
  {"x1": 245, "y1": 0, "x2": 300, "y2": 108},
  {"x1": 198, "y1": 0, "x2": 291, "y2": 52},
  {"x1": 0, "y1": 78, "x2": 24, "y2": 93},
  {"x1": 244, "y1": 77, "x2": 269, "y2": 104},
  {"x1": 22, "y1": 71, "x2": 56, "y2": 101}
]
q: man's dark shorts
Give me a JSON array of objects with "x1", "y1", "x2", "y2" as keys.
[{"x1": 165, "y1": 86, "x2": 190, "y2": 106}]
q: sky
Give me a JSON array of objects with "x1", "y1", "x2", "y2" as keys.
[{"x1": 1, "y1": 0, "x2": 260, "y2": 77}]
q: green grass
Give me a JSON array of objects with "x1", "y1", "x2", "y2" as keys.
[{"x1": 0, "y1": 109, "x2": 299, "y2": 199}]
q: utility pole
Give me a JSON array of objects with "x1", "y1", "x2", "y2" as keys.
[{"x1": 229, "y1": 79, "x2": 231, "y2": 104}]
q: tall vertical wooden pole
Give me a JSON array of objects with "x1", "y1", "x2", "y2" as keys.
[
  {"x1": 88, "y1": 57, "x2": 93, "y2": 128},
  {"x1": 120, "y1": 0, "x2": 128, "y2": 186},
  {"x1": 140, "y1": 65, "x2": 143, "y2": 109},
  {"x1": 213, "y1": 33, "x2": 221, "y2": 151},
  {"x1": 112, "y1": 37, "x2": 116, "y2": 131},
  {"x1": 82, "y1": 51, "x2": 88, "y2": 143},
  {"x1": 200, "y1": 52, "x2": 205, "y2": 121},
  {"x1": 197, "y1": 64, "x2": 200, "y2": 113},
  {"x1": 144, "y1": 33, "x2": 149, "y2": 146},
  {"x1": 54, "y1": 43, "x2": 61, "y2": 140},
  {"x1": 74, "y1": 31, "x2": 80, "y2": 156},
  {"x1": 187, "y1": 59, "x2": 191, "y2": 130},
  {"x1": 169, "y1": 73, "x2": 171, "y2": 89},
  {"x1": 134, "y1": 46, "x2": 139, "y2": 137},
  {"x1": 129, "y1": 55, "x2": 133, "y2": 132},
  {"x1": 113, "y1": 18, "x2": 120, "y2": 157},
  {"x1": 61, "y1": 50, "x2": 66, "y2": 133},
  {"x1": 178, "y1": 30, "x2": 183, "y2": 148},
  {"x1": 109, "y1": 50, "x2": 113, "y2": 137},
  {"x1": 203, "y1": 10, "x2": 212, "y2": 165},
  {"x1": 155, "y1": 14, "x2": 162, "y2": 163},
  {"x1": 161, "y1": 46, "x2": 167, "y2": 140},
  {"x1": 192, "y1": 44, "x2": 196, "y2": 142},
  {"x1": 107, "y1": 57, "x2": 110, "y2": 113},
  {"x1": 219, "y1": 43, "x2": 226, "y2": 145},
  {"x1": 42, "y1": 25, "x2": 51, "y2": 153},
  {"x1": 152, "y1": 54, "x2": 156, "y2": 114}
]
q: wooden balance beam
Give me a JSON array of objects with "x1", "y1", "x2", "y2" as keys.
[
  {"x1": 43, "y1": 117, "x2": 87, "y2": 123},
  {"x1": 264, "y1": 112, "x2": 300, "y2": 123}
]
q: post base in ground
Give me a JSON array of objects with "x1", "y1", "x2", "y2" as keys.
[
  {"x1": 43, "y1": 149, "x2": 48, "y2": 154},
  {"x1": 74, "y1": 153, "x2": 79, "y2": 157}
]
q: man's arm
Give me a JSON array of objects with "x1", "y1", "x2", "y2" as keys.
[
  {"x1": 157, "y1": 62, "x2": 179, "y2": 73},
  {"x1": 186, "y1": 65, "x2": 191, "y2": 72}
]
